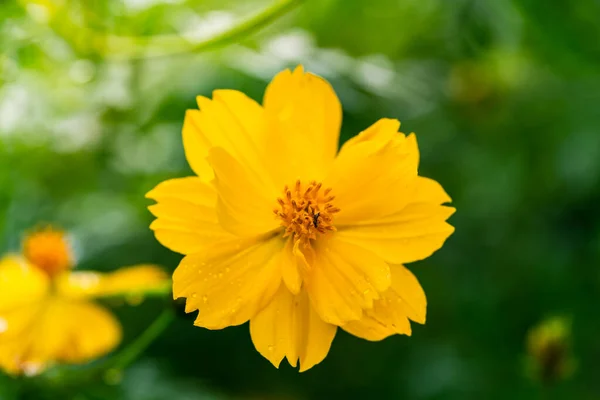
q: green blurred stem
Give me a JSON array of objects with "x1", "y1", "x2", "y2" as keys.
[
  {"x1": 44, "y1": 0, "x2": 305, "y2": 59},
  {"x1": 106, "y1": 308, "x2": 174, "y2": 372}
]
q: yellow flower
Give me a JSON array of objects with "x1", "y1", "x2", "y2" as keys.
[
  {"x1": 147, "y1": 66, "x2": 455, "y2": 371},
  {"x1": 0, "y1": 227, "x2": 168, "y2": 375}
]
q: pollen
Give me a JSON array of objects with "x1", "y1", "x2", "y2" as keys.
[
  {"x1": 274, "y1": 180, "x2": 340, "y2": 244},
  {"x1": 22, "y1": 227, "x2": 74, "y2": 276}
]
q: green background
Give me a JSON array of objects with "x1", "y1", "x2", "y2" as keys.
[{"x1": 1, "y1": 0, "x2": 599, "y2": 398}]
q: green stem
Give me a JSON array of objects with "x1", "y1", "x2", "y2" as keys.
[
  {"x1": 106, "y1": 308, "x2": 174, "y2": 372},
  {"x1": 170, "y1": 0, "x2": 305, "y2": 56},
  {"x1": 47, "y1": 0, "x2": 305, "y2": 59}
]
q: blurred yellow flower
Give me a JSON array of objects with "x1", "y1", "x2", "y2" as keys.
[
  {"x1": 526, "y1": 316, "x2": 576, "y2": 384},
  {"x1": 0, "y1": 227, "x2": 168, "y2": 375},
  {"x1": 147, "y1": 66, "x2": 455, "y2": 371}
]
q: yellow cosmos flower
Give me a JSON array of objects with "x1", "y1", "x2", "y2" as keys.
[
  {"x1": 147, "y1": 66, "x2": 455, "y2": 371},
  {"x1": 0, "y1": 227, "x2": 168, "y2": 375}
]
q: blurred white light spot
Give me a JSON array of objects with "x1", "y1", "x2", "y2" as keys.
[
  {"x1": 264, "y1": 30, "x2": 314, "y2": 62},
  {"x1": 22, "y1": 362, "x2": 44, "y2": 377},
  {"x1": 0, "y1": 318, "x2": 7, "y2": 333},
  {"x1": 26, "y1": 4, "x2": 50, "y2": 24},
  {"x1": 52, "y1": 113, "x2": 101, "y2": 153},
  {"x1": 223, "y1": 46, "x2": 285, "y2": 80},
  {"x1": 41, "y1": 36, "x2": 73, "y2": 61},
  {"x1": 0, "y1": 84, "x2": 29, "y2": 134},
  {"x1": 68, "y1": 272, "x2": 101, "y2": 289},
  {"x1": 123, "y1": 0, "x2": 182, "y2": 13},
  {"x1": 315, "y1": 48, "x2": 354, "y2": 77},
  {"x1": 69, "y1": 59, "x2": 96, "y2": 84},
  {"x1": 94, "y1": 63, "x2": 132, "y2": 109},
  {"x1": 181, "y1": 11, "x2": 234, "y2": 42},
  {"x1": 354, "y1": 54, "x2": 395, "y2": 91}
]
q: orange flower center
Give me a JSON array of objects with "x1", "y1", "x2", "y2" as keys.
[
  {"x1": 22, "y1": 228, "x2": 74, "y2": 276},
  {"x1": 274, "y1": 180, "x2": 340, "y2": 244}
]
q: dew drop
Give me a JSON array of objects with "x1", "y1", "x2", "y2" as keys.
[
  {"x1": 202, "y1": 295, "x2": 208, "y2": 303},
  {"x1": 267, "y1": 345, "x2": 274, "y2": 352},
  {"x1": 191, "y1": 293, "x2": 198, "y2": 298}
]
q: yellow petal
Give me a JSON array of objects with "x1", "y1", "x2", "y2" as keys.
[
  {"x1": 336, "y1": 203, "x2": 455, "y2": 264},
  {"x1": 343, "y1": 265, "x2": 426, "y2": 341},
  {"x1": 0, "y1": 301, "x2": 45, "y2": 343},
  {"x1": 0, "y1": 302, "x2": 46, "y2": 375},
  {"x1": 0, "y1": 299, "x2": 121, "y2": 374},
  {"x1": 412, "y1": 176, "x2": 452, "y2": 204},
  {"x1": 55, "y1": 265, "x2": 169, "y2": 299},
  {"x1": 281, "y1": 239, "x2": 303, "y2": 295},
  {"x1": 262, "y1": 66, "x2": 342, "y2": 186},
  {"x1": 208, "y1": 147, "x2": 279, "y2": 236},
  {"x1": 250, "y1": 285, "x2": 337, "y2": 372},
  {"x1": 324, "y1": 120, "x2": 419, "y2": 225},
  {"x1": 146, "y1": 177, "x2": 234, "y2": 255},
  {"x1": 305, "y1": 238, "x2": 391, "y2": 326},
  {"x1": 0, "y1": 256, "x2": 49, "y2": 311},
  {"x1": 173, "y1": 235, "x2": 283, "y2": 330},
  {"x1": 182, "y1": 89, "x2": 269, "y2": 183},
  {"x1": 41, "y1": 299, "x2": 122, "y2": 363},
  {"x1": 340, "y1": 118, "x2": 400, "y2": 148}
]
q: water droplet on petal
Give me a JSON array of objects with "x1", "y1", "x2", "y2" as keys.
[
  {"x1": 267, "y1": 345, "x2": 274, "y2": 352},
  {"x1": 191, "y1": 293, "x2": 197, "y2": 298},
  {"x1": 202, "y1": 295, "x2": 208, "y2": 303}
]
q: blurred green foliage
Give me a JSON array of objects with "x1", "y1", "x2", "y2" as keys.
[{"x1": 1, "y1": 0, "x2": 600, "y2": 399}]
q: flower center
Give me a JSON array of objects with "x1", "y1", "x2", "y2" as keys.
[
  {"x1": 22, "y1": 227, "x2": 74, "y2": 277},
  {"x1": 274, "y1": 180, "x2": 340, "y2": 244}
]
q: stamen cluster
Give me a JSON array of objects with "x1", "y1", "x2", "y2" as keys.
[{"x1": 274, "y1": 180, "x2": 339, "y2": 244}]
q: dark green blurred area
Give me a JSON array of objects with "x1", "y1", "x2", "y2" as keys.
[{"x1": 1, "y1": 0, "x2": 600, "y2": 399}]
